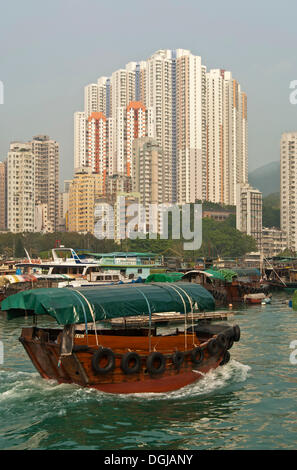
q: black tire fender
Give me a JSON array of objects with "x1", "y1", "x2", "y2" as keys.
[
  {"x1": 207, "y1": 338, "x2": 219, "y2": 356},
  {"x1": 227, "y1": 337, "x2": 234, "y2": 350},
  {"x1": 233, "y1": 324, "x2": 241, "y2": 342},
  {"x1": 216, "y1": 333, "x2": 228, "y2": 350},
  {"x1": 120, "y1": 352, "x2": 141, "y2": 375},
  {"x1": 146, "y1": 352, "x2": 166, "y2": 375},
  {"x1": 172, "y1": 350, "x2": 185, "y2": 369},
  {"x1": 91, "y1": 347, "x2": 115, "y2": 374},
  {"x1": 219, "y1": 350, "x2": 231, "y2": 366},
  {"x1": 190, "y1": 347, "x2": 204, "y2": 365}
]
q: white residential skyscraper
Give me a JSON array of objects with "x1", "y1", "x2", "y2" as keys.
[
  {"x1": 7, "y1": 143, "x2": 36, "y2": 233},
  {"x1": 6, "y1": 135, "x2": 59, "y2": 233},
  {"x1": 74, "y1": 49, "x2": 248, "y2": 206},
  {"x1": 74, "y1": 112, "x2": 87, "y2": 171},
  {"x1": 280, "y1": 132, "x2": 297, "y2": 251},
  {"x1": 31, "y1": 135, "x2": 59, "y2": 231},
  {"x1": 206, "y1": 69, "x2": 248, "y2": 205}
]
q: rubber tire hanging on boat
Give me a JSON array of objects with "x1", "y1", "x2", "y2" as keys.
[
  {"x1": 146, "y1": 352, "x2": 166, "y2": 375},
  {"x1": 233, "y1": 325, "x2": 241, "y2": 342},
  {"x1": 171, "y1": 350, "x2": 185, "y2": 369},
  {"x1": 91, "y1": 347, "x2": 115, "y2": 374},
  {"x1": 227, "y1": 337, "x2": 234, "y2": 350},
  {"x1": 207, "y1": 338, "x2": 219, "y2": 356},
  {"x1": 216, "y1": 333, "x2": 228, "y2": 350},
  {"x1": 120, "y1": 352, "x2": 141, "y2": 375},
  {"x1": 190, "y1": 347, "x2": 204, "y2": 365},
  {"x1": 219, "y1": 350, "x2": 230, "y2": 366}
]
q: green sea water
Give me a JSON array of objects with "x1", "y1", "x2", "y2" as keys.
[{"x1": 1, "y1": 294, "x2": 297, "y2": 450}]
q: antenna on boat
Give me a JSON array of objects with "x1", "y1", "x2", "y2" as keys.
[{"x1": 24, "y1": 248, "x2": 32, "y2": 264}]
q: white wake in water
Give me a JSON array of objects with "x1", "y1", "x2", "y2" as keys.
[
  {"x1": 119, "y1": 360, "x2": 251, "y2": 401},
  {"x1": 0, "y1": 360, "x2": 251, "y2": 406}
]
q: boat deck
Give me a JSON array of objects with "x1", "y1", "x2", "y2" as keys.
[{"x1": 103, "y1": 311, "x2": 234, "y2": 327}]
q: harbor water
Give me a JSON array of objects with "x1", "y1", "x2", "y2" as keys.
[{"x1": 1, "y1": 293, "x2": 297, "y2": 450}]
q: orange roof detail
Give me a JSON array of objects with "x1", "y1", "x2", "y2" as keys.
[
  {"x1": 127, "y1": 101, "x2": 146, "y2": 112},
  {"x1": 88, "y1": 112, "x2": 107, "y2": 122}
]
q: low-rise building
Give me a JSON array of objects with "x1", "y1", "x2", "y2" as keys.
[{"x1": 262, "y1": 227, "x2": 287, "y2": 258}]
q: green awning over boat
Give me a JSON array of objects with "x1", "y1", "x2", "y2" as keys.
[
  {"x1": 145, "y1": 273, "x2": 184, "y2": 283},
  {"x1": 205, "y1": 268, "x2": 237, "y2": 282},
  {"x1": 232, "y1": 268, "x2": 261, "y2": 278},
  {"x1": 1, "y1": 283, "x2": 215, "y2": 325}
]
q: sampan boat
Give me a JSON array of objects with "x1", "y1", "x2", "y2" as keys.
[{"x1": 1, "y1": 283, "x2": 240, "y2": 394}]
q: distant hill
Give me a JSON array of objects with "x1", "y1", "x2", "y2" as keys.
[
  {"x1": 249, "y1": 161, "x2": 280, "y2": 196},
  {"x1": 262, "y1": 192, "x2": 280, "y2": 228}
]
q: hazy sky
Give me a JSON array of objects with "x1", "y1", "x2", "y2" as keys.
[{"x1": 0, "y1": 0, "x2": 297, "y2": 185}]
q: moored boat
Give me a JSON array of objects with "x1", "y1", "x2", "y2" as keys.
[
  {"x1": 1, "y1": 283, "x2": 240, "y2": 394},
  {"x1": 243, "y1": 293, "x2": 269, "y2": 304}
]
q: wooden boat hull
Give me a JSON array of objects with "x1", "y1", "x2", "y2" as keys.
[
  {"x1": 19, "y1": 326, "x2": 230, "y2": 394},
  {"x1": 88, "y1": 364, "x2": 220, "y2": 394}
]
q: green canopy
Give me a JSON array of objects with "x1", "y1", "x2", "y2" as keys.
[
  {"x1": 232, "y1": 268, "x2": 261, "y2": 278},
  {"x1": 205, "y1": 268, "x2": 237, "y2": 282},
  {"x1": 1, "y1": 283, "x2": 215, "y2": 325},
  {"x1": 145, "y1": 273, "x2": 184, "y2": 283}
]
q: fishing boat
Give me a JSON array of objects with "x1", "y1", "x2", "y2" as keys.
[
  {"x1": 16, "y1": 248, "x2": 163, "y2": 286},
  {"x1": 181, "y1": 268, "x2": 268, "y2": 306},
  {"x1": 1, "y1": 283, "x2": 240, "y2": 394},
  {"x1": 243, "y1": 293, "x2": 269, "y2": 304}
]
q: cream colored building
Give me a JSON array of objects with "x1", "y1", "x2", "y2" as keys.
[
  {"x1": 236, "y1": 183, "x2": 262, "y2": 249},
  {"x1": 280, "y1": 132, "x2": 297, "y2": 251},
  {"x1": 74, "y1": 112, "x2": 87, "y2": 171},
  {"x1": 0, "y1": 161, "x2": 6, "y2": 231},
  {"x1": 94, "y1": 192, "x2": 141, "y2": 243},
  {"x1": 68, "y1": 168, "x2": 104, "y2": 234},
  {"x1": 31, "y1": 135, "x2": 59, "y2": 231},
  {"x1": 262, "y1": 227, "x2": 287, "y2": 258},
  {"x1": 35, "y1": 202, "x2": 54, "y2": 233},
  {"x1": 206, "y1": 69, "x2": 248, "y2": 205},
  {"x1": 132, "y1": 137, "x2": 164, "y2": 203},
  {"x1": 7, "y1": 143, "x2": 35, "y2": 232}
]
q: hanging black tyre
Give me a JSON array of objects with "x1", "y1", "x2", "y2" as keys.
[
  {"x1": 120, "y1": 352, "x2": 141, "y2": 375},
  {"x1": 172, "y1": 350, "x2": 184, "y2": 369},
  {"x1": 207, "y1": 338, "x2": 219, "y2": 356},
  {"x1": 190, "y1": 347, "x2": 204, "y2": 365},
  {"x1": 227, "y1": 337, "x2": 234, "y2": 350},
  {"x1": 146, "y1": 352, "x2": 166, "y2": 375},
  {"x1": 216, "y1": 333, "x2": 228, "y2": 350},
  {"x1": 219, "y1": 350, "x2": 230, "y2": 366},
  {"x1": 91, "y1": 347, "x2": 115, "y2": 374},
  {"x1": 233, "y1": 324, "x2": 241, "y2": 342}
]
